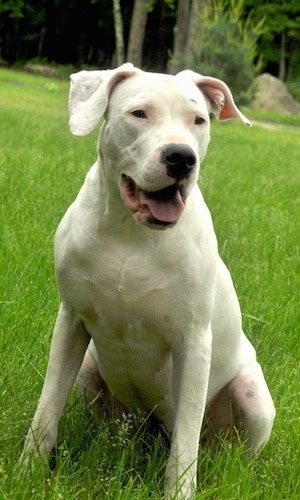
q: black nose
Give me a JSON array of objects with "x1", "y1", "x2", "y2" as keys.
[{"x1": 161, "y1": 144, "x2": 197, "y2": 181}]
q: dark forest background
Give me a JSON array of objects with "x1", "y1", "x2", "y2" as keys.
[{"x1": 0, "y1": 0, "x2": 300, "y2": 100}]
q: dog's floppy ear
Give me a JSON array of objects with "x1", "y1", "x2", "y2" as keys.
[
  {"x1": 69, "y1": 63, "x2": 136, "y2": 136},
  {"x1": 177, "y1": 70, "x2": 251, "y2": 126}
]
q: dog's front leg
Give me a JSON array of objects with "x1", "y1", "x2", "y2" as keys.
[
  {"x1": 20, "y1": 303, "x2": 90, "y2": 462},
  {"x1": 165, "y1": 325, "x2": 212, "y2": 499}
]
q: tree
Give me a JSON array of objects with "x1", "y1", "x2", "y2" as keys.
[
  {"x1": 168, "y1": 0, "x2": 211, "y2": 74},
  {"x1": 168, "y1": 0, "x2": 265, "y2": 103},
  {"x1": 0, "y1": 0, "x2": 299, "y2": 83},
  {"x1": 127, "y1": 0, "x2": 149, "y2": 67},
  {"x1": 167, "y1": 0, "x2": 190, "y2": 73},
  {"x1": 112, "y1": 0, "x2": 125, "y2": 65},
  {"x1": 185, "y1": 0, "x2": 206, "y2": 65},
  {"x1": 244, "y1": 0, "x2": 300, "y2": 81}
]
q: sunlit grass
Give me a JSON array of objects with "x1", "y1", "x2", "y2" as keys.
[{"x1": 0, "y1": 69, "x2": 299, "y2": 498}]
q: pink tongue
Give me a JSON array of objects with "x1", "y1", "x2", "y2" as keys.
[{"x1": 140, "y1": 189, "x2": 185, "y2": 223}]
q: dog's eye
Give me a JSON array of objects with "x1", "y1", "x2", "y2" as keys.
[
  {"x1": 194, "y1": 116, "x2": 205, "y2": 125},
  {"x1": 131, "y1": 109, "x2": 147, "y2": 119}
]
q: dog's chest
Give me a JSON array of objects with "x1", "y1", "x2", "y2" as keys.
[
  {"x1": 73, "y1": 235, "x2": 199, "y2": 322},
  {"x1": 56, "y1": 206, "x2": 216, "y2": 416},
  {"x1": 81, "y1": 249, "x2": 186, "y2": 341},
  {"x1": 75, "y1": 248, "x2": 196, "y2": 418},
  {"x1": 89, "y1": 315, "x2": 174, "y2": 418},
  {"x1": 85, "y1": 244, "x2": 166, "y2": 304}
]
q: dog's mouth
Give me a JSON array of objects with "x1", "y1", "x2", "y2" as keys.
[{"x1": 120, "y1": 174, "x2": 186, "y2": 227}]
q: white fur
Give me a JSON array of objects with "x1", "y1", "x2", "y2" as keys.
[{"x1": 21, "y1": 64, "x2": 275, "y2": 499}]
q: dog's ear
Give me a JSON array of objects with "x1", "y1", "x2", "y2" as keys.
[
  {"x1": 69, "y1": 63, "x2": 136, "y2": 136},
  {"x1": 177, "y1": 70, "x2": 251, "y2": 126}
]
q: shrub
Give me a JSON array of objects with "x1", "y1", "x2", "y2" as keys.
[
  {"x1": 183, "y1": 0, "x2": 266, "y2": 105},
  {"x1": 287, "y1": 79, "x2": 300, "y2": 103}
]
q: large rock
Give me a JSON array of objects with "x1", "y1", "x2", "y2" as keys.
[{"x1": 251, "y1": 73, "x2": 300, "y2": 115}]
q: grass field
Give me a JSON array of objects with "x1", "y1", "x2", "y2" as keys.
[{"x1": 0, "y1": 68, "x2": 299, "y2": 499}]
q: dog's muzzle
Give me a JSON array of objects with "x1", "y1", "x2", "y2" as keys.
[
  {"x1": 120, "y1": 144, "x2": 197, "y2": 228},
  {"x1": 120, "y1": 175, "x2": 186, "y2": 228}
]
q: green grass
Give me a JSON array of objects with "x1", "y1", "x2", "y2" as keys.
[{"x1": 0, "y1": 68, "x2": 299, "y2": 499}]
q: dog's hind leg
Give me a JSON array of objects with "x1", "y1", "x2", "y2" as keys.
[
  {"x1": 77, "y1": 343, "x2": 103, "y2": 403},
  {"x1": 77, "y1": 341, "x2": 127, "y2": 419},
  {"x1": 206, "y1": 361, "x2": 275, "y2": 455},
  {"x1": 227, "y1": 361, "x2": 275, "y2": 456},
  {"x1": 20, "y1": 303, "x2": 90, "y2": 461}
]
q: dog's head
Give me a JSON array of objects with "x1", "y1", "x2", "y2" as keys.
[{"x1": 69, "y1": 64, "x2": 250, "y2": 229}]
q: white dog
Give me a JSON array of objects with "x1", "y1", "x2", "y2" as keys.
[{"x1": 21, "y1": 63, "x2": 275, "y2": 498}]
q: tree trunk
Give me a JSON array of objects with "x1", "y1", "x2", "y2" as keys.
[
  {"x1": 112, "y1": 0, "x2": 125, "y2": 66},
  {"x1": 279, "y1": 30, "x2": 286, "y2": 81},
  {"x1": 185, "y1": 0, "x2": 205, "y2": 62},
  {"x1": 168, "y1": 0, "x2": 210, "y2": 74},
  {"x1": 127, "y1": 0, "x2": 149, "y2": 67},
  {"x1": 167, "y1": 0, "x2": 190, "y2": 74}
]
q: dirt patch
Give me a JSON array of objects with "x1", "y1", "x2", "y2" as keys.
[
  {"x1": 251, "y1": 120, "x2": 282, "y2": 131},
  {"x1": 23, "y1": 63, "x2": 62, "y2": 79}
]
